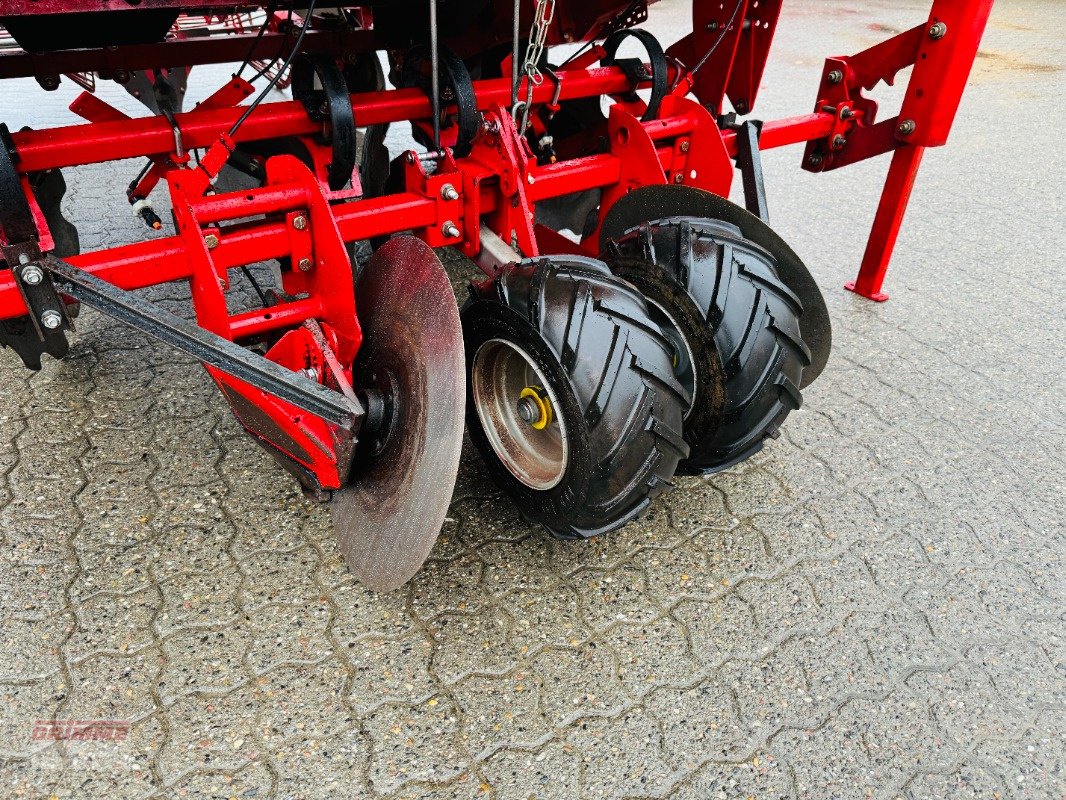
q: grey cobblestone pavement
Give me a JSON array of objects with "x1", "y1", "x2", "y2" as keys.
[{"x1": 1, "y1": 1, "x2": 1064, "y2": 798}]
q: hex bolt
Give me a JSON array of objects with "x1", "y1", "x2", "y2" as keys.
[
  {"x1": 292, "y1": 215, "x2": 308, "y2": 230},
  {"x1": 440, "y1": 184, "x2": 459, "y2": 201},
  {"x1": 517, "y1": 396, "x2": 539, "y2": 425},
  {"x1": 680, "y1": 140, "x2": 690, "y2": 153},
  {"x1": 831, "y1": 134, "x2": 847, "y2": 150},
  {"x1": 807, "y1": 153, "x2": 823, "y2": 167},
  {"x1": 827, "y1": 69, "x2": 844, "y2": 84},
  {"x1": 298, "y1": 257, "x2": 313, "y2": 272},
  {"x1": 442, "y1": 221, "x2": 461, "y2": 239},
  {"x1": 673, "y1": 173, "x2": 684, "y2": 184},
  {"x1": 20, "y1": 264, "x2": 44, "y2": 285},
  {"x1": 897, "y1": 119, "x2": 916, "y2": 136},
  {"x1": 40, "y1": 310, "x2": 62, "y2": 330},
  {"x1": 840, "y1": 107, "x2": 853, "y2": 120},
  {"x1": 204, "y1": 233, "x2": 219, "y2": 249},
  {"x1": 929, "y1": 21, "x2": 947, "y2": 39}
]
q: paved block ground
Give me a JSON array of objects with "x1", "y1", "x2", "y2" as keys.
[{"x1": 0, "y1": 1, "x2": 1063, "y2": 798}]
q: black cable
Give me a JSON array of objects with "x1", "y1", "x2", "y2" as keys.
[
  {"x1": 248, "y1": 1, "x2": 296, "y2": 83},
  {"x1": 229, "y1": 0, "x2": 317, "y2": 138},
  {"x1": 241, "y1": 266, "x2": 271, "y2": 307},
  {"x1": 558, "y1": 0, "x2": 642, "y2": 68},
  {"x1": 235, "y1": 2, "x2": 278, "y2": 80},
  {"x1": 689, "y1": 0, "x2": 745, "y2": 77}
]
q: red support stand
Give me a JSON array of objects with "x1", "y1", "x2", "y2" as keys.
[{"x1": 846, "y1": 144, "x2": 925, "y2": 302}]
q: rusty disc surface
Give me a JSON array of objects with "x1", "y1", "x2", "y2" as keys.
[{"x1": 331, "y1": 236, "x2": 465, "y2": 591}]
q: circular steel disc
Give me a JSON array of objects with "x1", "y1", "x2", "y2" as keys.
[
  {"x1": 600, "y1": 185, "x2": 832, "y2": 388},
  {"x1": 331, "y1": 236, "x2": 465, "y2": 591}
]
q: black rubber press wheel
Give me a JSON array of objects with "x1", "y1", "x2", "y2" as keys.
[
  {"x1": 604, "y1": 217, "x2": 811, "y2": 473},
  {"x1": 462, "y1": 256, "x2": 689, "y2": 539}
]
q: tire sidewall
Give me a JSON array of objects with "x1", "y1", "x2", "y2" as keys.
[{"x1": 609, "y1": 256, "x2": 726, "y2": 460}]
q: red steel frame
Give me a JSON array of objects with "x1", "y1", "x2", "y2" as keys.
[{"x1": 0, "y1": 0, "x2": 993, "y2": 492}]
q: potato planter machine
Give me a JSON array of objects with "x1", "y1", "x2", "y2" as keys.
[{"x1": 0, "y1": 1, "x2": 992, "y2": 589}]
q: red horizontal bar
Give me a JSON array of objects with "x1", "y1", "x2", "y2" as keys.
[
  {"x1": 229, "y1": 297, "x2": 324, "y2": 340},
  {"x1": 10, "y1": 68, "x2": 639, "y2": 174},
  {"x1": 193, "y1": 185, "x2": 311, "y2": 224},
  {"x1": 721, "y1": 113, "x2": 836, "y2": 156}
]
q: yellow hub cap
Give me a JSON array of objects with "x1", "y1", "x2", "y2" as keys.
[{"x1": 519, "y1": 386, "x2": 553, "y2": 430}]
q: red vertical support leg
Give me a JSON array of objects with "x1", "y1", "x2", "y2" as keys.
[{"x1": 846, "y1": 144, "x2": 926, "y2": 302}]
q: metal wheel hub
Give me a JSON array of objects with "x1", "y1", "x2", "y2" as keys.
[{"x1": 472, "y1": 338, "x2": 568, "y2": 491}]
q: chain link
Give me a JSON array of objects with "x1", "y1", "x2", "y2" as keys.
[{"x1": 513, "y1": 0, "x2": 556, "y2": 133}]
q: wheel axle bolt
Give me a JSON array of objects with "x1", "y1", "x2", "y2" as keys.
[
  {"x1": 40, "y1": 310, "x2": 62, "y2": 330},
  {"x1": 20, "y1": 264, "x2": 44, "y2": 285},
  {"x1": 441, "y1": 184, "x2": 459, "y2": 201},
  {"x1": 292, "y1": 215, "x2": 308, "y2": 230},
  {"x1": 897, "y1": 119, "x2": 916, "y2": 136},
  {"x1": 204, "y1": 233, "x2": 219, "y2": 249},
  {"x1": 929, "y1": 21, "x2": 947, "y2": 39},
  {"x1": 517, "y1": 396, "x2": 539, "y2": 425},
  {"x1": 442, "y1": 221, "x2": 460, "y2": 239},
  {"x1": 827, "y1": 69, "x2": 843, "y2": 84}
]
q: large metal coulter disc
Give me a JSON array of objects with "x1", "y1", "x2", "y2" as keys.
[
  {"x1": 331, "y1": 236, "x2": 465, "y2": 591},
  {"x1": 600, "y1": 185, "x2": 832, "y2": 388}
]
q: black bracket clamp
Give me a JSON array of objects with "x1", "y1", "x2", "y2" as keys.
[
  {"x1": 0, "y1": 123, "x2": 72, "y2": 370},
  {"x1": 291, "y1": 54, "x2": 357, "y2": 191},
  {"x1": 602, "y1": 28, "x2": 669, "y2": 122}
]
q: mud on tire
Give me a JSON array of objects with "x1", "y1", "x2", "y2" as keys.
[
  {"x1": 604, "y1": 217, "x2": 811, "y2": 473},
  {"x1": 461, "y1": 256, "x2": 689, "y2": 539}
]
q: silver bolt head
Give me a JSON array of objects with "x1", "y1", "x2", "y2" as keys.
[
  {"x1": 298, "y1": 257, "x2": 313, "y2": 271},
  {"x1": 673, "y1": 173, "x2": 684, "y2": 184},
  {"x1": 827, "y1": 69, "x2": 843, "y2": 84},
  {"x1": 441, "y1": 184, "x2": 460, "y2": 201},
  {"x1": 204, "y1": 233, "x2": 220, "y2": 249},
  {"x1": 442, "y1": 221, "x2": 460, "y2": 238},
  {"x1": 40, "y1": 310, "x2": 62, "y2": 330},
  {"x1": 517, "y1": 396, "x2": 538, "y2": 425},
  {"x1": 680, "y1": 140, "x2": 690, "y2": 153},
  {"x1": 20, "y1": 264, "x2": 44, "y2": 285},
  {"x1": 897, "y1": 119, "x2": 916, "y2": 136},
  {"x1": 929, "y1": 21, "x2": 947, "y2": 39},
  {"x1": 292, "y1": 215, "x2": 308, "y2": 230}
]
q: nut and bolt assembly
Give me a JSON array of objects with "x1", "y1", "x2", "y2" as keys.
[
  {"x1": 440, "y1": 184, "x2": 459, "y2": 201},
  {"x1": 897, "y1": 119, "x2": 916, "y2": 136},
  {"x1": 292, "y1": 215, "x2": 308, "y2": 230},
  {"x1": 40, "y1": 310, "x2": 63, "y2": 330},
  {"x1": 298, "y1": 258, "x2": 313, "y2": 272},
  {"x1": 831, "y1": 134, "x2": 847, "y2": 150},
  {"x1": 442, "y1": 221, "x2": 461, "y2": 239},
  {"x1": 517, "y1": 396, "x2": 539, "y2": 425},
  {"x1": 929, "y1": 21, "x2": 947, "y2": 39},
  {"x1": 827, "y1": 69, "x2": 843, "y2": 84},
  {"x1": 20, "y1": 264, "x2": 44, "y2": 286},
  {"x1": 204, "y1": 233, "x2": 219, "y2": 249}
]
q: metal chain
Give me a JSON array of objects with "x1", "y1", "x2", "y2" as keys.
[{"x1": 513, "y1": 0, "x2": 556, "y2": 133}]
